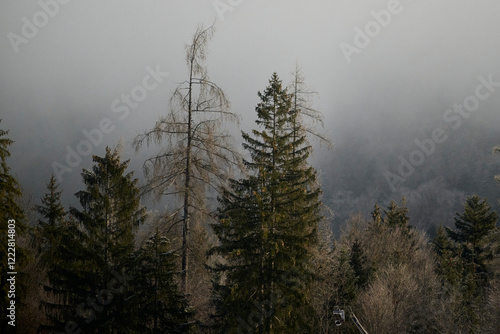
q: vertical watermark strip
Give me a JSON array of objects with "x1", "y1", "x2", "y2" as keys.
[{"x1": 6, "y1": 219, "x2": 17, "y2": 327}]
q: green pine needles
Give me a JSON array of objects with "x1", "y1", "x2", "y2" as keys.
[
  {"x1": 210, "y1": 73, "x2": 322, "y2": 334},
  {"x1": 41, "y1": 147, "x2": 148, "y2": 333}
]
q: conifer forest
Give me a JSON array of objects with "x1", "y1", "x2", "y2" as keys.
[{"x1": 2, "y1": 3, "x2": 500, "y2": 334}]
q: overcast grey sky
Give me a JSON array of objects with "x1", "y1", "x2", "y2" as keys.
[{"x1": 1, "y1": 0, "x2": 500, "y2": 207}]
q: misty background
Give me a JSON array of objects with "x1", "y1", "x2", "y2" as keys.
[{"x1": 1, "y1": 0, "x2": 500, "y2": 236}]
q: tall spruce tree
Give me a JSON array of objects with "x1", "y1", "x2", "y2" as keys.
[
  {"x1": 35, "y1": 175, "x2": 68, "y2": 332},
  {"x1": 126, "y1": 231, "x2": 194, "y2": 333},
  {"x1": 210, "y1": 73, "x2": 322, "y2": 333},
  {"x1": 440, "y1": 195, "x2": 498, "y2": 332},
  {"x1": 35, "y1": 175, "x2": 66, "y2": 263},
  {"x1": 42, "y1": 147, "x2": 146, "y2": 333},
  {"x1": 0, "y1": 122, "x2": 26, "y2": 332},
  {"x1": 447, "y1": 195, "x2": 498, "y2": 288},
  {"x1": 39, "y1": 216, "x2": 82, "y2": 333}
]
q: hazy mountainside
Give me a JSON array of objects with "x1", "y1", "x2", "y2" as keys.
[
  {"x1": 320, "y1": 113, "x2": 500, "y2": 236},
  {"x1": 8, "y1": 103, "x2": 500, "y2": 239}
]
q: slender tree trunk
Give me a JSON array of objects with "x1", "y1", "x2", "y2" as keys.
[
  {"x1": 104, "y1": 173, "x2": 109, "y2": 328},
  {"x1": 292, "y1": 72, "x2": 299, "y2": 158},
  {"x1": 154, "y1": 244, "x2": 158, "y2": 334},
  {"x1": 181, "y1": 56, "x2": 194, "y2": 296},
  {"x1": 265, "y1": 101, "x2": 279, "y2": 334}
]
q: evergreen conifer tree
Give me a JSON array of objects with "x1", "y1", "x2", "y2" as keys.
[
  {"x1": 384, "y1": 197, "x2": 410, "y2": 228},
  {"x1": 35, "y1": 175, "x2": 69, "y2": 332},
  {"x1": 443, "y1": 195, "x2": 498, "y2": 330},
  {"x1": 349, "y1": 239, "x2": 372, "y2": 289},
  {"x1": 35, "y1": 175, "x2": 66, "y2": 263},
  {"x1": 433, "y1": 225, "x2": 461, "y2": 286},
  {"x1": 42, "y1": 146, "x2": 146, "y2": 333},
  {"x1": 39, "y1": 216, "x2": 82, "y2": 333},
  {"x1": 127, "y1": 231, "x2": 194, "y2": 333},
  {"x1": 210, "y1": 73, "x2": 322, "y2": 333},
  {"x1": 447, "y1": 195, "x2": 498, "y2": 288},
  {"x1": 331, "y1": 249, "x2": 358, "y2": 331}
]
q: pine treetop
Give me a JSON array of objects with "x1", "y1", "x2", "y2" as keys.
[{"x1": 448, "y1": 195, "x2": 498, "y2": 247}]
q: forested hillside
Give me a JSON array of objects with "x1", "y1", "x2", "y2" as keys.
[{"x1": 322, "y1": 106, "x2": 500, "y2": 237}]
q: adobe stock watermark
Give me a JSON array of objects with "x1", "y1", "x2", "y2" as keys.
[
  {"x1": 384, "y1": 74, "x2": 500, "y2": 191},
  {"x1": 7, "y1": 0, "x2": 72, "y2": 54},
  {"x1": 51, "y1": 65, "x2": 169, "y2": 183},
  {"x1": 340, "y1": 0, "x2": 412, "y2": 64},
  {"x1": 213, "y1": 0, "x2": 243, "y2": 21}
]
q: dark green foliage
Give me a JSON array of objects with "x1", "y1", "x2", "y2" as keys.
[
  {"x1": 210, "y1": 73, "x2": 322, "y2": 333},
  {"x1": 0, "y1": 122, "x2": 26, "y2": 332},
  {"x1": 448, "y1": 195, "x2": 498, "y2": 246},
  {"x1": 35, "y1": 175, "x2": 66, "y2": 264},
  {"x1": 456, "y1": 271, "x2": 482, "y2": 332},
  {"x1": 330, "y1": 250, "x2": 361, "y2": 334},
  {"x1": 368, "y1": 199, "x2": 410, "y2": 233},
  {"x1": 126, "y1": 232, "x2": 194, "y2": 333},
  {"x1": 384, "y1": 197, "x2": 410, "y2": 228},
  {"x1": 349, "y1": 239, "x2": 372, "y2": 288},
  {"x1": 434, "y1": 195, "x2": 499, "y2": 332},
  {"x1": 41, "y1": 147, "x2": 147, "y2": 333},
  {"x1": 332, "y1": 249, "x2": 358, "y2": 307},
  {"x1": 35, "y1": 175, "x2": 67, "y2": 331},
  {"x1": 39, "y1": 217, "x2": 87, "y2": 333},
  {"x1": 447, "y1": 195, "x2": 498, "y2": 288},
  {"x1": 433, "y1": 225, "x2": 461, "y2": 286}
]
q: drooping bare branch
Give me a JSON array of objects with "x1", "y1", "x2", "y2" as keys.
[
  {"x1": 134, "y1": 23, "x2": 241, "y2": 296},
  {"x1": 289, "y1": 64, "x2": 333, "y2": 150}
]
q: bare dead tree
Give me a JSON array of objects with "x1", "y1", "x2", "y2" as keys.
[
  {"x1": 134, "y1": 23, "x2": 240, "y2": 296},
  {"x1": 289, "y1": 65, "x2": 333, "y2": 150}
]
